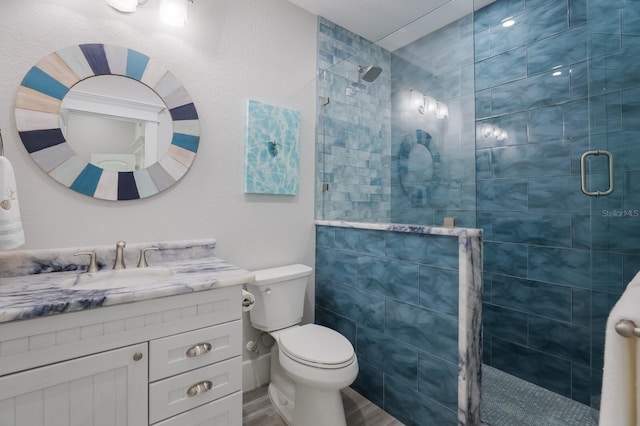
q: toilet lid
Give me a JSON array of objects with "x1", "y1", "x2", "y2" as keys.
[{"x1": 279, "y1": 324, "x2": 355, "y2": 369}]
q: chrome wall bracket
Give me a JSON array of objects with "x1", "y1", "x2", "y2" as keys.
[{"x1": 615, "y1": 319, "x2": 640, "y2": 338}]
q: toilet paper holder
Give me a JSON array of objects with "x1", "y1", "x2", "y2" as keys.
[{"x1": 242, "y1": 289, "x2": 255, "y2": 312}]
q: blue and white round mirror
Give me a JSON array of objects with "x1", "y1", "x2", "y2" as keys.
[{"x1": 15, "y1": 43, "x2": 200, "y2": 201}]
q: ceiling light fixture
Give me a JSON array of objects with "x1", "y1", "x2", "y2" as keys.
[
  {"x1": 410, "y1": 90, "x2": 449, "y2": 120},
  {"x1": 425, "y1": 97, "x2": 438, "y2": 115},
  {"x1": 105, "y1": 0, "x2": 140, "y2": 13},
  {"x1": 436, "y1": 102, "x2": 449, "y2": 120},
  {"x1": 106, "y1": 0, "x2": 191, "y2": 27},
  {"x1": 501, "y1": 18, "x2": 515, "y2": 28},
  {"x1": 159, "y1": 0, "x2": 190, "y2": 27},
  {"x1": 552, "y1": 66, "x2": 563, "y2": 77},
  {"x1": 480, "y1": 124, "x2": 509, "y2": 141},
  {"x1": 411, "y1": 90, "x2": 425, "y2": 114}
]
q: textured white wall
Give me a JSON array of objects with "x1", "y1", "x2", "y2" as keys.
[
  {"x1": 0, "y1": 0, "x2": 318, "y2": 382},
  {"x1": 0, "y1": 0, "x2": 316, "y2": 267}
]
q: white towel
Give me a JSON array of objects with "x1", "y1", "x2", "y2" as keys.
[
  {"x1": 599, "y1": 271, "x2": 640, "y2": 426},
  {"x1": 0, "y1": 156, "x2": 24, "y2": 250}
]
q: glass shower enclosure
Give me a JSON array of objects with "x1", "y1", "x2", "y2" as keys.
[{"x1": 316, "y1": 0, "x2": 640, "y2": 424}]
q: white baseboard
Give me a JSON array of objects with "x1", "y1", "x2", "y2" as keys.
[{"x1": 242, "y1": 353, "x2": 271, "y2": 392}]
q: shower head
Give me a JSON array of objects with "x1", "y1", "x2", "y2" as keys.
[{"x1": 358, "y1": 65, "x2": 382, "y2": 82}]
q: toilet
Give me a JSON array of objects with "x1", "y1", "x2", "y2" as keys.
[{"x1": 247, "y1": 264, "x2": 358, "y2": 426}]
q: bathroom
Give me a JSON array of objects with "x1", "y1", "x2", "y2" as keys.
[{"x1": 0, "y1": 0, "x2": 637, "y2": 425}]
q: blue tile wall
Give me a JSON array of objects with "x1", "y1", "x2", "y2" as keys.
[
  {"x1": 356, "y1": 327, "x2": 418, "y2": 389},
  {"x1": 483, "y1": 304, "x2": 528, "y2": 346},
  {"x1": 352, "y1": 359, "x2": 384, "y2": 408},
  {"x1": 490, "y1": 211, "x2": 572, "y2": 247},
  {"x1": 315, "y1": 225, "x2": 459, "y2": 424},
  {"x1": 334, "y1": 283, "x2": 386, "y2": 331},
  {"x1": 476, "y1": 0, "x2": 640, "y2": 410},
  {"x1": 483, "y1": 242, "x2": 528, "y2": 277},
  {"x1": 390, "y1": 16, "x2": 477, "y2": 227},
  {"x1": 527, "y1": 246, "x2": 592, "y2": 288},
  {"x1": 316, "y1": 17, "x2": 392, "y2": 222},
  {"x1": 490, "y1": 142, "x2": 572, "y2": 178},
  {"x1": 569, "y1": 0, "x2": 587, "y2": 27},
  {"x1": 334, "y1": 227, "x2": 386, "y2": 256},
  {"x1": 386, "y1": 232, "x2": 459, "y2": 268},
  {"x1": 526, "y1": 25, "x2": 588, "y2": 75},
  {"x1": 489, "y1": 0, "x2": 568, "y2": 56},
  {"x1": 385, "y1": 376, "x2": 457, "y2": 426},
  {"x1": 418, "y1": 265, "x2": 459, "y2": 317},
  {"x1": 491, "y1": 337, "x2": 572, "y2": 397},
  {"x1": 491, "y1": 275, "x2": 572, "y2": 322},
  {"x1": 475, "y1": 47, "x2": 527, "y2": 91},
  {"x1": 386, "y1": 299, "x2": 458, "y2": 363},
  {"x1": 357, "y1": 257, "x2": 420, "y2": 304},
  {"x1": 474, "y1": 0, "x2": 525, "y2": 34},
  {"x1": 571, "y1": 288, "x2": 591, "y2": 327},
  {"x1": 418, "y1": 352, "x2": 458, "y2": 411},
  {"x1": 490, "y1": 70, "x2": 571, "y2": 115},
  {"x1": 528, "y1": 315, "x2": 591, "y2": 365}
]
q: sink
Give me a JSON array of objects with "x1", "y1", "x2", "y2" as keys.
[{"x1": 69, "y1": 267, "x2": 174, "y2": 290}]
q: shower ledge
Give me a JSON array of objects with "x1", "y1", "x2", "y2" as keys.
[{"x1": 314, "y1": 220, "x2": 482, "y2": 237}]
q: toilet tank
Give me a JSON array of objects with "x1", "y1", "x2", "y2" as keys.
[{"x1": 247, "y1": 264, "x2": 312, "y2": 332}]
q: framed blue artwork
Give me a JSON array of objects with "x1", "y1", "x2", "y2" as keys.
[{"x1": 244, "y1": 99, "x2": 300, "y2": 195}]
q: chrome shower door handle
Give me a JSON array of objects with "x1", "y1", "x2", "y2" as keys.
[{"x1": 580, "y1": 150, "x2": 614, "y2": 197}]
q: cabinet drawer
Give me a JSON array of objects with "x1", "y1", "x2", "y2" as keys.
[
  {"x1": 150, "y1": 320, "x2": 242, "y2": 381},
  {"x1": 149, "y1": 356, "x2": 242, "y2": 424},
  {"x1": 152, "y1": 390, "x2": 241, "y2": 426}
]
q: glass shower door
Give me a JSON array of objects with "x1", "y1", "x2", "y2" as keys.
[{"x1": 585, "y1": 0, "x2": 640, "y2": 412}]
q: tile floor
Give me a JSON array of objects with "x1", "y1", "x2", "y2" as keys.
[
  {"x1": 242, "y1": 385, "x2": 404, "y2": 426},
  {"x1": 243, "y1": 365, "x2": 602, "y2": 426},
  {"x1": 481, "y1": 364, "x2": 599, "y2": 426}
]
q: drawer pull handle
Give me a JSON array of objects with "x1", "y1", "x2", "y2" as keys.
[
  {"x1": 186, "y1": 380, "x2": 213, "y2": 397},
  {"x1": 186, "y1": 342, "x2": 212, "y2": 357}
]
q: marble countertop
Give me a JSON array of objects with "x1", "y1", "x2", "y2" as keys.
[
  {"x1": 0, "y1": 240, "x2": 254, "y2": 324},
  {"x1": 315, "y1": 220, "x2": 482, "y2": 237}
]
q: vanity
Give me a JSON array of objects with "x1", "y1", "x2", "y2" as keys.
[
  {"x1": 3, "y1": 41, "x2": 252, "y2": 425},
  {"x1": 0, "y1": 239, "x2": 252, "y2": 426}
]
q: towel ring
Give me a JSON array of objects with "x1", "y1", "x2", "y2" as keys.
[{"x1": 615, "y1": 320, "x2": 640, "y2": 338}]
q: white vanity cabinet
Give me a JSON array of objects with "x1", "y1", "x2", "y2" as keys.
[
  {"x1": 0, "y1": 285, "x2": 243, "y2": 426},
  {"x1": 0, "y1": 343, "x2": 148, "y2": 426}
]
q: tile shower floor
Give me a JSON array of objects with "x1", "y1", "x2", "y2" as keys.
[
  {"x1": 482, "y1": 364, "x2": 599, "y2": 426},
  {"x1": 243, "y1": 365, "x2": 599, "y2": 426},
  {"x1": 242, "y1": 385, "x2": 404, "y2": 426}
]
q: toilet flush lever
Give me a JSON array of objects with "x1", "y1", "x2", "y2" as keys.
[{"x1": 265, "y1": 288, "x2": 272, "y2": 295}]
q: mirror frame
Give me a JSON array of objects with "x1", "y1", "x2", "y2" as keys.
[{"x1": 15, "y1": 43, "x2": 200, "y2": 201}]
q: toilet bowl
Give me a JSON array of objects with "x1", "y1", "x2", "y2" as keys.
[{"x1": 247, "y1": 265, "x2": 358, "y2": 426}]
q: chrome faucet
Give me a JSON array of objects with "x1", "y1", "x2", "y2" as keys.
[
  {"x1": 113, "y1": 240, "x2": 126, "y2": 270},
  {"x1": 137, "y1": 247, "x2": 159, "y2": 268},
  {"x1": 74, "y1": 251, "x2": 98, "y2": 273}
]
